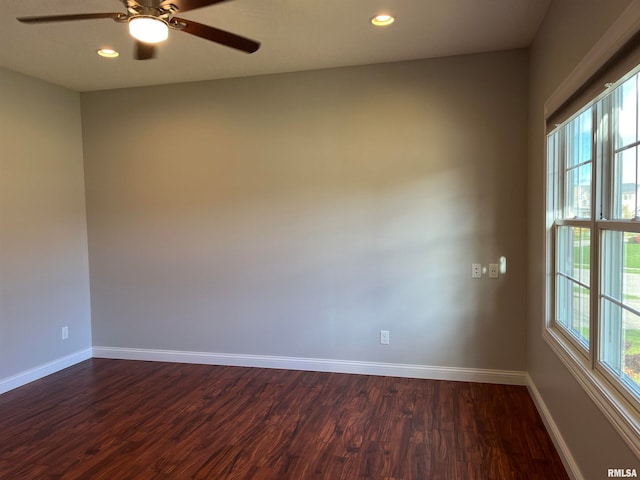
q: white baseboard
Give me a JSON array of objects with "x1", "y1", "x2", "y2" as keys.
[
  {"x1": 0, "y1": 348, "x2": 92, "y2": 395},
  {"x1": 526, "y1": 374, "x2": 583, "y2": 480},
  {"x1": 92, "y1": 346, "x2": 527, "y2": 385}
]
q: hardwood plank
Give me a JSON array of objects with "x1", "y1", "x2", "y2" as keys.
[{"x1": 0, "y1": 359, "x2": 569, "y2": 479}]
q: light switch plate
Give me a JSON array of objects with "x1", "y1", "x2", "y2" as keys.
[{"x1": 489, "y1": 264, "x2": 499, "y2": 279}]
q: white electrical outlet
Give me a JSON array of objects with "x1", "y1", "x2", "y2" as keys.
[
  {"x1": 380, "y1": 330, "x2": 390, "y2": 345},
  {"x1": 472, "y1": 263, "x2": 482, "y2": 279},
  {"x1": 61, "y1": 326, "x2": 69, "y2": 340}
]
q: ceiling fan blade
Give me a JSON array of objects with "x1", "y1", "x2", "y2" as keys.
[
  {"x1": 135, "y1": 41, "x2": 156, "y2": 60},
  {"x1": 174, "y1": 18, "x2": 260, "y2": 53},
  {"x1": 160, "y1": 0, "x2": 230, "y2": 14},
  {"x1": 17, "y1": 12, "x2": 124, "y2": 24}
]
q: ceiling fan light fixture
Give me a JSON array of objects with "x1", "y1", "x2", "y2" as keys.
[
  {"x1": 128, "y1": 16, "x2": 169, "y2": 44},
  {"x1": 371, "y1": 14, "x2": 394, "y2": 26}
]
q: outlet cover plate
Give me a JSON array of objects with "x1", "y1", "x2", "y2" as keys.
[{"x1": 472, "y1": 263, "x2": 482, "y2": 278}]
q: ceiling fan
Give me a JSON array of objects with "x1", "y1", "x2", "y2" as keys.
[{"x1": 17, "y1": 0, "x2": 260, "y2": 60}]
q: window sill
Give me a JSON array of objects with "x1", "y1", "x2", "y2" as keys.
[{"x1": 543, "y1": 327, "x2": 640, "y2": 458}]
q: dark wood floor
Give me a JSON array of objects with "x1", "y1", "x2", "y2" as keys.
[{"x1": 0, "y1": 359, "x2": 568, "y2": 480}]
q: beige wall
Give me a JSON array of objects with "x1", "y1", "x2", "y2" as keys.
[
  {"x1": 528, "y1": 0, "x2": 638, "y2": 477},
  {"x1": 82, "y1": 50, "x2": 529, "y2": 369},
  {"x1": 0, "y1": 68, "x2": 91, "y2": 380}
]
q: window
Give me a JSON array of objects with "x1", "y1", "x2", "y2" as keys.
[{"x1": 548, "y1": 66, "x2": 640, "y2": 415}]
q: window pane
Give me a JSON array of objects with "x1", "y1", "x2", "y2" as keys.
[
  {"x1": 567, "y1": 108, "x2": 593, "y2": 167},
  {"x1": 615, "y1": 75, "x2": 638, "y2": 149},
  {"x1": 612, "y1": 147, "x2": 638, "y2": 219},
  {"x1": 573, "y1": 286, "x2": 590, "y2": 344},
  {"x1": 556, "y1": 276, "x2": 589, "y2": 346},
  {"x1": 556, "y1": 275, "x2": 572, "y2": 330},
  {"x1": 602, "y1": 230, "x2": 624, "y2": 301},
  {"x1": 557, "y1": 226, "x2": 574, "y2": 278},
  {"x1": 601, "y1": 298, "x2": 622, "y2": 371},
  {"x1": 623, "y1": 308, "x2": 640, "y2": 391},
  {"x1": 565, "y1": 164, "x2": 592, "y2": 218},
  {"x1": 564, "y1": 109, "x2": 592, "y2": 218},
  {"x1": 600, "y1": 299, "x2": 640, "y2": 395},
  {"x1": 556, "y1": 227, "x2": 590, "y2": 346},
  {"x1": 602, "y1": 230, "x2": 640, "y2": 301},
  {"x1": 612, "y1": 74, "x2": 640, "y2": 220},
  {"x1": 601, "y1": 229, "x2": 640, "y2": 394},
  {"x1": 623, "y1": 233, "x2": 640, "y2": 303},
  {"x1": 577, "y1": 228, "x2": 591, "y2": 287},
  {"x1": 557, "y1": 226, "x2": 590, "y2": 286}
]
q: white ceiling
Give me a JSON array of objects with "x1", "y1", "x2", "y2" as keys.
[{"x1": 0, "y1": 0, "x2": 550, "y2": 92}]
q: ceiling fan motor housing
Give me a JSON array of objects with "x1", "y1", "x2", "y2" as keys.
[{"x1": 124, "y1": 0, "x2": 177, "y2": 19}]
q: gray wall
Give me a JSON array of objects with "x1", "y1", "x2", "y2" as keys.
[
  {"x1": 528, "y1": 0, "x2": 638, "y2": 477},
  {"x1": 82, "y1": 50, "x2": 529, "y2": 370},
  {"x1": 0, "y1": 68, "x2": 91, "y2": 380}
]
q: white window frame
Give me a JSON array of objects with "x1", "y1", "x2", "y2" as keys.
[{"x1": 545, "y1": 70, "x2": 640, "y2": 459}]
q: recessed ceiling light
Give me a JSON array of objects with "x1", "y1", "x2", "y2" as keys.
[
  {"x1": 97, "y1": 48, "x2": 119, "y2": 58},
  {"x1": 371, "y1": 14, "x2": 394, "y2": 26}
]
